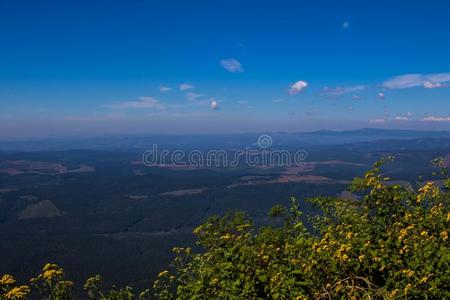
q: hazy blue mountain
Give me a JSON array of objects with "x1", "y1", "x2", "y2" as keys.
[{"x1": 1, "y1": 128, "x2": 450, "y2": 151}]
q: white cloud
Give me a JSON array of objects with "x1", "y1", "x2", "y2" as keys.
[
  {"x1": 322, "y1": 85, "x2": 366, "y2": 97},
  {"x1": 395, "y1": 116, "x2": 410, "y2": 121},
  {"x1": 352, "y1": 95, "x2": 361, "y2": 100},
  {"x1": 422, "y1": 116, "x2": 450, "y2": 122},
  {"x1": 220, "y1": 58, "x2": 244, "y2": 73},
  {"x1": 347, "y1": 106, "x2": 354, "y2": 111},
  {"x1": 104, "y1": 97, "x2": 164, "y2": 110},
  {"x1": 382, "y1": 73, "x2": 450, "y2": 89},
  {"x1": 423, "y1": 81, "x2": 446, "y2": 89},
  {"x1": 272, "y1": 98, "x2": 285, "y2": 103},
  {"x1": 378, "y1": 92, "x2": 385, "y2": 100},
  {"x1": 186, "y1": 92, "x2": 201, "y2": 101},
  {"x1": 369, "y1": 118, "x2": 386, "y2": 124},
  {"x1": 179, "y1": 83, "x2": 195, "y2": 91},
  {"x1": 237, "y1": 100, "x2": 248, "y2": 104},
  {"x1": 210, "y1": 99, "x2": 219, "y2": 110},
  {"x1": 288, "y1": 80, "x2": 308, "y2": 95},
  {"x1": 159, "y1": 86, "x2": 172, "y2": 92},
  {"x1": 342, "y1": 21, "x2": 350, "y2": 29}
]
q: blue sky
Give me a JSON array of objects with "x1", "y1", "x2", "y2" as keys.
[{"x1": 1, "y1": 0, "x2": 450, "y2": 139}]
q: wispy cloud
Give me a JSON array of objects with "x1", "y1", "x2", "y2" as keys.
[
  {"x1": 288, "y1": 80, "x2": 308, "y2": 95},
  {"x1": 378, "y1": 92, "x2": 385, "y2": 100},
  {"x1": 220, "y1": 58, "x2": 244, "y2": 73},
  {"x1": 422, "y1": 116, "x2": 450, "y2": 122},
  {"x1": 342, "y1": 21, "x2": 350, "y2": 29},
  {"x1": 179, "y1": 83, "x2": 195, "y2": 91},
  {"x1": 272, "y1": 98, "x2": 285, "y2": 103},
  {"x1": 186, "y1": 92, "x2": 202, "y2": 101},
  {"x1": 321, "y1": 85, "x2": 366, "y2": 97},
  {"x1": 63, "y1": 113, "x2": 124, "y2": 122},
  {"x1": 382, "y1": 73, "x2": 450, "y2": 89},
  {"x1": 159, "y1": 86, "x2": 172, "y2": 92},
  {"x1": 104, "y1": 97, "x2": 164, "y2": 110},
  {"x1": 369, "y1": 118, "x2": 386, "y2": 124},
  {"x1": 395, "y1": 112, "x2": 413, "y2": 120}
]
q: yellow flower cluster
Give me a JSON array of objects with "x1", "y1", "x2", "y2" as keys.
[
  {"x1": 43, "y1": 269, "x2": 63, "y2": 281},
  {"x1": 4, "y1": 286, "x2": 30, "y2": 300},
  {"x1": 417, "y1": 181, "x2": 440, "y2": 203},
  {"x1": 0, "y1": 275, "x2": 16, "y2": 286},
  {"x1": 401, "y1": 269, "x2": 414, "y2": 277},
  {"x1": 398, "y1": 224, "x2": 414, "y2": 241},
  {"x1": 334, "y1": 244, "x2": 351, "y2": 262}
]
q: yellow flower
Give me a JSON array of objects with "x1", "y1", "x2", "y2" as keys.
[
  {"x1": 420, "y1": 230, "x2": 428, "y2": 237},
  {"x1": 419, "y1": 275, "x2": 430, "y2": 283},
  {"x1": 401, "y1": 269, "x2": 414, "y2": 277},
  {"x1": 447, "y1": 212, "x2": 450, "y2": 222},
  {"x1": 43, "y1": 269, "x2": 63, "y2": 281},
  {"x1": 389, "y1": 289, "x2": 398, "y2": 297},
  {"x1": 0, "y1": 274, "x2": 16, "y2": 286},
  {"x1": 43, "y1": 263, "x2": 59, "y2": 272},
  {"x1": 440, "y1": 231, "x2": 448, "y2": 241},
  {"x1": 220, "y1": 233, "x2": 233, "y2": 241},
  {"x1": 158, "y1": 270, "x2": 169, "y2": 278},
  {"x1": 4, "y1": 285, "x2": 30, "y2": 300},
  {"x1": 358, "y1": 255, "x2": 365, "y2": 262}
]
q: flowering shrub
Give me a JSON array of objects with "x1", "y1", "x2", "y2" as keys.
[
  {"x1": 30, "y1": 263, "x2": 73, "y2": 299},
  {"x1": 0, "y1": 265, "x2": 150, "y2": 300},
  {"x1": 154, "y1": 158, "x2": 450, "y2": 299}
]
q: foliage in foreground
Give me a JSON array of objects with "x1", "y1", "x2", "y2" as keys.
[
  {"x1": 154, "y1": 158, "x2": 450, "y2": 299},
  {"x1": 1, "y1": 263, "x2": 151, "y2": 300},
  {"x1": 1, "y1": 158, "x2": 449, "y2": 299}
]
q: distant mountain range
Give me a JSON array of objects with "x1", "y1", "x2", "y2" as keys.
[{"x1": 1, "y1": 128, "x2": 450, "y2": 152}]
